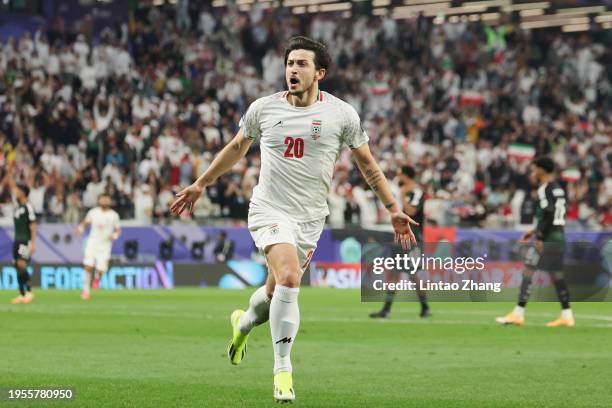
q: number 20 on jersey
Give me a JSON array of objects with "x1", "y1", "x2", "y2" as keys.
[{"x1": 284, "y1": 137, "x2": 304, "y2": 159}]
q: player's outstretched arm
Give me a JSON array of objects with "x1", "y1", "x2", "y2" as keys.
[
  {"x1": 170, "y1": 128, "x2": 253, "y2": 215},
  {"x1": 351, "y1": 144, "x2": 418, "y2": 249}
]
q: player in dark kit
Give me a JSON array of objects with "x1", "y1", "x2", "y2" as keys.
[
  {"x1": 496, "y1": 157, "x2": 574, "y2": 327},
  {"x1": 10, "y1": 183, "x2": 37, "y2": 304},
  {"x1": 370, "y1": 166, "x2": 431, "y2": 318}
]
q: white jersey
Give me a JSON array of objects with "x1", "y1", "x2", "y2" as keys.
[
  {"x1": 84, "y1": 207, "x2": 120, "y2": 253},
  {"x1": 240, "y1": 91, "x2": 369, "y2": 221}
]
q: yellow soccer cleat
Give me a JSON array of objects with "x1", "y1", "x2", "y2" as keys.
[
  {"x1": 495, "y1": 312, "x2": 525, "y2": 326},
  {"x1": 227, "y1": 310, "x2": 249, "y2": 365},
  {"x1": 546, "y1": 317, "x2": 575, "y2": 327},
  {"x1": 274, "y1": 371, "x2": 295, "y2": 403}
]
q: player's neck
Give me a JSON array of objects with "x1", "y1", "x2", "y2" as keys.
[
  {"x1": 540, "y1": 175, "x2": 554, "y2": 185},
  {"x1": 287, "y1": 87, "x2": 320, "y2": 108}
]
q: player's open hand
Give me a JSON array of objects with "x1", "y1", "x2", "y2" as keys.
[
  {"x1": 170, "y1": 183, "x2": 204, "y2": 216},
  {"x1": 390, "y1": 211, "x2": 418, "y2": 250}
]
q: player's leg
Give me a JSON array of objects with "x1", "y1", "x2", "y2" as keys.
[
  {"x1": 544, "y1": 242, "x2": 574, "y2": 327},
  {"x1": 496, "y1": 246, "x2": 538, "y2": 325},
  {"x1": 267, "y1": 218, "x2": 322, "y2": 402},
  {"x1": 16, "y1": 258, "x2": 34, "y2": 303},
  {"x1": 81, "y1": 264, "x2": 94, "y2": 300},
  {"x1": 11, "y1": 242, "x2": 31, "y2": 304},
  {"x1": 266, "y1": 243, "x2": 301, "y2": 402},
  {"x1": 410, "y1": 272, "x2": 431, "y2": 317},
  {"x1": 228, "y1": 271, "x2": 274, "y2": 365},
  {"x1": 370, "y1": 269, "x2": 399, "y2": 318},
  {"x1": 92, "y1": 255, "x2": 110, "y2": 290},
  {"x1": 238, "y1": 269, "x2": 274, "y2": 335},
  {"x1": 82, "y1": 246, "x2": 96, "y2": 299}
]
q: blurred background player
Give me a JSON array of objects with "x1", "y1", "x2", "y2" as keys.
[
  {"x1": 370, "y1": 165, "x2": 430, "y2": 318},
  {"x1": 171, "y1": 36, "x2": 417, "y2": 403},
  {"x1": 214, "y1": 231, "x2": 235, "y2": 262},
  {"x1": 75, "y1": 192, "x2": 121, "y2": 300},
  {"x1": 6, "y1": 177, "x2": 37, "y2": 305},
  {"x1": 496, "y1": 157, "x2": 574, "y2": 327}
]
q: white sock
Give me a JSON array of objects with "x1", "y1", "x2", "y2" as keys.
[
  {"x1": 83, "y1": 270, "x2": 92, "y2": 293},
  {"x1": 561, "y1": 309, "x2": 573, "y2": 320},
  {"x1": 238, "y1": 286, "x2": 271, "y2": 335},
  {"x1": 513, "y1": 306, "x2": 525, "y2": 317},
  {"x1": 270, "y1": 285, "x2": 300, "y2": 375}
]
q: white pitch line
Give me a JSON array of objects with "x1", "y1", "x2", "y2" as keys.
[{"x1": 1, "y1": 306, "x2": 611, "y2": 328}]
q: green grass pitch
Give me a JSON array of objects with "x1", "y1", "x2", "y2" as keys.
[{"x1": 1, "y1": 288, "x2": 612, "y2": 407}]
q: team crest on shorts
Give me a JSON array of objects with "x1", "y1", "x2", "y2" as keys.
[
  {"x1": 269, "y1": 224, "x2": 279, "y2": 235},
  {"x1": 311, "y1": 119, "x2": 322, "y2": 140}
]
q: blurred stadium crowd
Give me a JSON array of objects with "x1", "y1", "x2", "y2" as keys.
[{"x1": 0, "y1": 2, "x2": 610, "y2": 229}]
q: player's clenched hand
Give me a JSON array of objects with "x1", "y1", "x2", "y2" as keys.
[
  {"x1": 390, "y1": 211, "x2": 418, "y2": 250},
  {"x1": 519, "y1": 230, "x2": 534, "y2": 243},
  {"x1": 170, "y1": 183, "x2": 204, "y2": 216}
]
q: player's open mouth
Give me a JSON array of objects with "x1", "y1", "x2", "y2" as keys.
[{"x1": 289, "y1": 78, "x2": 299, "y2": 87}]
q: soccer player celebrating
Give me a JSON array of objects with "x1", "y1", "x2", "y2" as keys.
[
  {"x1": 171, "y1": 36, "x2": 417, "y2": 402},
  {"x1": 9, "y1": 182, "x2": 37, "y2": 304},
  {"x1": 75, "y1": 192, "x2": 121, "y2": 300},
  {"x1": 370, "y1": 165, "x2": 430, "y2": 318},
  {"x1": 496, "y1": 157, "x2": 574, "y2": 327}
]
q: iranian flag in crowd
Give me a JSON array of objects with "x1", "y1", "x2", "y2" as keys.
[
  {"x1": 507, "y1": 144, "x2": 535, "y2": 160},
  {"x1": 366, "y1": 79, "x2": 391, "y2": 96},
  {"x1": 561, "y1": 168, "x2": 581, "y2": 182},
  {"x1": 460, "y1": 90, "x2": 484, "y2": 105}
]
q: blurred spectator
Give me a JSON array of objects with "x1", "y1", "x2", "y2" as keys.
[{"x1": 214, "y1": 231, "x2": 235, "y2": 262}]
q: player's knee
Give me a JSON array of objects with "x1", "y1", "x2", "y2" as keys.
[
  {"x1": 276, "y1": 267, "x2": 300, "y2": 288},
  {"x1": 16, "y1": 260, "x2": 27, "y2": 271}
]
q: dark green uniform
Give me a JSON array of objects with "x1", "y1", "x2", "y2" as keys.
[
  {"x1": 405, "y1": 188, "x2": 425, "y2": 243},
  {"x1": 13, "y1": 202, "x2": 36, "y2": 262},
  {"x1": 533, "y1": 181, "x2": 565, "y2": 271}
]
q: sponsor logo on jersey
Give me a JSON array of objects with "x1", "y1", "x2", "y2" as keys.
[{"x1": 311, "y1": 119, "x2": 322, "y2": 140}]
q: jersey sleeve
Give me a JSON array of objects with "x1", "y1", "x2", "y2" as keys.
[
  {"x1": 239, "y1": 97, "x2": 266, "y2": 142},
  {"x1": 85, "y1": 209, "x2": 94, "y2": 223},
  {"x1": 341, "y1": 105, "x2": 369, "y2": 149}
]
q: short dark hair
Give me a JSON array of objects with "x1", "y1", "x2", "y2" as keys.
[
  {"x1": 16, "y1": 184, "x2": 29, "y2": 197},
  {"x1": 284, "y1": 36, "x2": 331, "y2": 72},
  {"x1": 533, "y1": 156, "x2": 556, "y2": 174},
  {"x1": 400, "y1": 165, "x2": 416, "y2": 179},
  {"x1": 99, "y1": 192, "x2": 111, "y2": 199}
]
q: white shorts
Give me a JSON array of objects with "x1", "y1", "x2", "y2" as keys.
[
  {"x1": 248, "y1": 202, "x2": 325, "y2": 275},
  {"x1": 83, "y1": 246, "x2": 111, "y2": 273}
]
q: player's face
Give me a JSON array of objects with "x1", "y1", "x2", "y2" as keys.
[
  {"x1": 531, "y1": 165, "x2": 544, "y2": 184},
  {"x1": 285, "y1": 49, "x2": 324, "y2": 95},
  {"x1": 99, "y1": 195, "x2": 111, "y2": 209}
]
